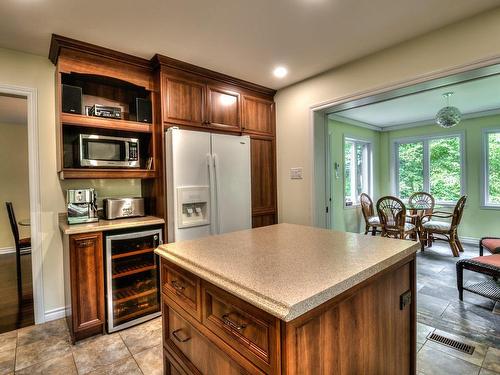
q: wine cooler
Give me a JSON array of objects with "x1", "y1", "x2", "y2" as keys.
[{"x1": 105, "y1": 228, "x2": 162, "y2": 332}]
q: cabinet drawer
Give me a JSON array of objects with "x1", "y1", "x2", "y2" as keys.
[
  {"x1": 166, "y1": 305, "x2": 250, "y2": 375},
  {"x1": 164, "y1": 348, "x2": 189, "y2": 375},
  {"x1": 161, "y1": 260, "x2": 201, "y2": 320},
  {"x1": 201, "y1": 282, "x2": 279, "y2": 372}
]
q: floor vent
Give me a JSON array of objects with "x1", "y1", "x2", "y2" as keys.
[{"x1": 427, "y1": 332, "x2": 475, "y2": 355}]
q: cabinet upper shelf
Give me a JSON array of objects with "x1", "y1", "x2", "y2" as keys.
[{"x1": 61, "y1": 113, "x2": 153, "y2": 133}]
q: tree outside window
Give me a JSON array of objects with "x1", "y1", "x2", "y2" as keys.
[
  {"x1": 344, "y1": 138, "x2": 371, "y2": 206},
  {"x1": 485, "y1": 131, "x2": 500, "y2": 205}
]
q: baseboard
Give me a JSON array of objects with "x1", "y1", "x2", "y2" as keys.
[
  {"x1": 0, "y1": 246, "x2": 15, "y2": 255},
  {"x1": 459, "y1": 236, "x2": 480, "y2": 245},
  {"x1": 44, "y1": 306, "x2": 66, "y2": 322}
]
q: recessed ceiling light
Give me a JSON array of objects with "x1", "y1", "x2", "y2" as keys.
[{"x1": 273, "y1": 66, "x2": 288, "y2": 78}]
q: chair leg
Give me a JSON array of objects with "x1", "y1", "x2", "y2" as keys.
[
  {"x1": 371, "y1": 227, "x2": 376, "y2": 236},
  {"x1": 420, "y1": 231, "x2": 426, "y2": 251},
  {"x1": 364, "y1": 225, "x2": 369, "y2": 235},
  {"x1": 456, "y1": 262, "x2": 464, "y2": 301},
  {"x1": 16, "y1": 247, "x2": 23, "y2": 304},
  {"x1": 479, "y1": 240, "x2": 483, "y2": 256},
  {"x1": 429, "y1": 234, "x2": 433, "y2": 247},
  {"x1": 456, "y1": 238, "x2": 464, "y2": 253},
  {"x1": 449, "y1": 233, "x2": 460, "y2": 257}
]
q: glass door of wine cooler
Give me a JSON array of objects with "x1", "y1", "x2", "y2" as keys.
[{"x1": 106, "y1": 228, "x2": 162, "y2": 332}]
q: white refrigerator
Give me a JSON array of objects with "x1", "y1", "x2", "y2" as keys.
[{"x1": 165, "y1": 128, "x2": 252, "y2": 242}]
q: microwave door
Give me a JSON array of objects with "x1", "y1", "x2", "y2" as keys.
[{"x1": 79, "y1": 134, "x2": 140, "y2": 168}]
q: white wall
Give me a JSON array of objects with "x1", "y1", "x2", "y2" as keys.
[{"x1": 275, "y1": 8, "x2": 500, "y2": 225}]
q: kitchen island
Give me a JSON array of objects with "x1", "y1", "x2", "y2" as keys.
[{"x1": 155, "y1": 223, "x2": 419, "y2": 374}]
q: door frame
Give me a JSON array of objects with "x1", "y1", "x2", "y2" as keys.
[
  {"x1": 0, "y1": 83, "x2": 44, "y2": 324},
  {"x1": 308, "y1": 54, "x2": 500, "y2": 228}
]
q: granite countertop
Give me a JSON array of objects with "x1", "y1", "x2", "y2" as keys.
[
  {"x1": 155, "y1": 223, "x2": 419, "y2": 322},
  {"x1": 59, "y1": 214, "x2": 165, "y2": 235}
]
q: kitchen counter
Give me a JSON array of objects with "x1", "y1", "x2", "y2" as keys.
[
  {"x1": 155, "y1": 223, "x2": 419, "y2": 321},
  {"x1": 58, "y1": 214, "x2": 165, "y2": 235}
]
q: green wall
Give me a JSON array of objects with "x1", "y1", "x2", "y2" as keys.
[
  {"x1": 329, "y1": 114, "x2": 500, "y2": 239},
  {"x1": 328, "y1": 119, "x2": 381, "y2": 233}
]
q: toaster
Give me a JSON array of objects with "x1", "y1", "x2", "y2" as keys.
[{"x1": 103, "y1": 197, "x2": 145, "y2": 220}]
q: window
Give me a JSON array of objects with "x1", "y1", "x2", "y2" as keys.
[
  {"x1": 395, "y1": 134, "x2": 464, "y2": 203},
  {"x1": 344, "y1": 138, "x2": 372, "y2": 206},
  {"x1": 483, "y1": 129, "x2": 500, "y2": 207}
]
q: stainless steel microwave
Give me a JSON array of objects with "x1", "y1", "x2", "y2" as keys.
[{"x1": 78, "y1": 134, "x2": 140, "y2": 168}]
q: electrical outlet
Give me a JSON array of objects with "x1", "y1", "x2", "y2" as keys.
[{"x1": 290, "y1": 167, "x2": 303, "y2": 180}]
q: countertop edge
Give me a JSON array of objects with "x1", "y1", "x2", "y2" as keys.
[
  {"x1": 155, "y1": 241, "x2": 419, "y2": 322},
  {"x1": 59, "y1": 214, "x2": 165, "y2": 235}
]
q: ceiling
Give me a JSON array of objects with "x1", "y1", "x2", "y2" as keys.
[
  {"x1": 331, "y1": 73, "x2": 500, "y2": 128},
  {"x1": 0, "y1": 95, "x2": 27, "y2": 125},
  {"x1": 0, "y1": 1, "x2": 499, "y2": 89}
]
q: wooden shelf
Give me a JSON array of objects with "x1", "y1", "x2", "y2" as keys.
[
  {"x1": 112, "y1": 263, "x2": 156, "y2": 279},
  {"x1": 112, "y1": 248, "x2": 154, "y2": 260},
  {"x1": 59, "y1": 168, "x2": 156, "y2": 180},
  {"x1": 114, "y1": 288, "x2": 158, "y2": 304},
  {"x1": 114, "y1": 305, "x2": 159, "y2": 325},
  {"x1": 61, "y1": 113, "x2": 153, "y2": 133}
]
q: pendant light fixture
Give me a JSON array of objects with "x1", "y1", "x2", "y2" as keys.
[{"x1": 435, "y1": 92, "x2": 461, "y2": 128}]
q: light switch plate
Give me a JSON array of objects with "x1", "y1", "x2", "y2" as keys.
[{"x1": 290, "y1": 167, "x2": 303, "y2": 180}]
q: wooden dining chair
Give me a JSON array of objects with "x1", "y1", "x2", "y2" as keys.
[
  {"x1": 408, "y1": 192, "x2": 435, "y2": 241},
  {"x1": 419, "y1": 195, "x2": 467, "y2": 257},
  {"x1": 360, "y1": 193, "x2": 382, "y2": 235},
  {"x1": 376, "y1": 196, "x2": 417, "y2": 239},
  {"x1": 6, "y1": 202, "x2": 31, "y2": 303}
]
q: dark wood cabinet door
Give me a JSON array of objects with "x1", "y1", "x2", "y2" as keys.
[
  {"x1": 252, "y1": 213, "x2": 276, "y2": 228},
  {"x1": 242, "y1": 96, "x2": 274, "y2": 136},
  {"x1": 164, "y1": 76, "x2": 205, "y2": 127},
  {"x1": 207, "y1": 85, "x2": 241, "y2": 131},
  {"x1": 69, "y1": 232, "x2": 105, "y2": 334},
  {"x1": 250, "y1": 137, "x2": 276, "y2": 218}
]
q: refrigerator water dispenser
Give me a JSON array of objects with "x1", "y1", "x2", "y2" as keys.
[{"x1": 177, "y1": 186, "x2": 210, "y2": 228}]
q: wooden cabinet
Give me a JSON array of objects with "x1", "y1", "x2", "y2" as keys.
[
  {"x1": 67, "y1": 232, "x2": 105, "y2": 343},
  {"x1": 250, "y1": 137, "x2": 276, "y2": 226},
  {"x1": 242, "y1": 96, "x2": 274, "y2": 136},
  {"x1": 164, "y1": 76, "x2": 205, "y2": 127},
  {"x1": 207, "y1": 85, "x2": 241, "y2": 131},
  {"x1": 161, "y1": 256, "x2": 416, "y2": 375}
]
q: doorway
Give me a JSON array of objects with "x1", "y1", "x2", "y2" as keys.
[{"x1": 0, "y1": 84, "x2": 43, "y2": 332}]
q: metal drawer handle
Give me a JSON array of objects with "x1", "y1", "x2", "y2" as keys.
[
  {"x1": 171, "y1": 280, "x2": 186, "y2": 294},
  {"x1": 172, "y1": 329, "x2": 191, "y2": 343},
  {"x1": 222, "y1": 314, "x2": 247, "y2": 332}
]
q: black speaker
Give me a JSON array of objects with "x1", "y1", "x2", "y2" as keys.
[
  {"x1": 136, "y1": 98, "x2": 152, "y2": 123},
  {"x1": 62, "y1": 84, "x2": 82, "y2": 114}
]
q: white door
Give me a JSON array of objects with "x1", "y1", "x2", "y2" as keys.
[
  {"x1": 166, "y1": 128, "x2": 212, "y2": 242},
  {"x1": 211, "y1": 133, "x2": 252, "y2": 234}
]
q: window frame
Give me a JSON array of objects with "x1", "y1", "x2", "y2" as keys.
[
  {"x1": 343, "y1": 135, "x2": 373, "y2": 208},
  {"x1": 391, "y1": 132, "x2": 466, "y2": 205},
  {"x1": 481, "y1": 128, "x2": 500, "y2": 209}
]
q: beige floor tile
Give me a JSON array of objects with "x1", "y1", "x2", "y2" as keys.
[
  {"x1": 0, "y1": 331, "x2": 17, "y2": 353},
  {"x1": 134, "y1": 345, "x2": 163, "y2": 375},
  {"x1": 86, "y1": 357, "x2": 142, "y2": 375},
  {"x1": 15, "y1": 337, "x2": 72, "y2": 371},
  {"x1": 17, "y1": 319, "x2": 69, "y2": 347},
  {"x1": 0, "y1": 348, "x2": 15, "y2": 375},
  {"x1": 418, "y1": 345, "x2": 481, "y2": 375},
  {"x1": 72, "y1": 334, "x2": 131, "y2": 375},
  {"x1": 15, "y1": 353, "x2": 77, "y2": 375},
  {"x1": 480, "y1": 368, "x2": 500, "y2": 375},
  {"x1": 424, "y1": 329, "x2": 488, "y2": 366},
  {"x1": 483, "y1": 347, "x2": 500, "y2": 373},
  {"x1": 119, "y1": 317, "x2": 162, "y2": 355}
]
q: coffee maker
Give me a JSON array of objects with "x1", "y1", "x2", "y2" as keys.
[{"x1": 67, "y1": 189, "x2": 98, "y2": 224}]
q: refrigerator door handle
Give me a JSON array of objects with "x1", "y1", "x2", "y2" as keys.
[
  {"x1": 212, "y1": 153, "x2": 222, "y2": 235},
  {"x1": 207, "y1": 153, "x2": 216, "y2": 235}
]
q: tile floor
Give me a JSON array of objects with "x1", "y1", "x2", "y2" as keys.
[
  {"x1": 416, "y1": 241, "x2": 500, "y2": 375},
  {"x1": 0, "y1": 317, "x2": 162, "y2": 375},
  {"x1": 0, "y1": 241, "x2": 498, "y2": 374}
]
